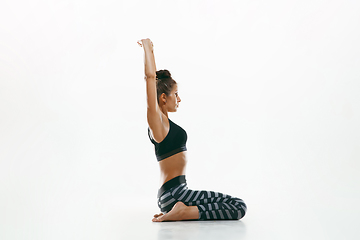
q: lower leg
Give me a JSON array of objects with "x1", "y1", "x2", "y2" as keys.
[{"x1": 152, "y1": 202, "x2": 199, "y2": 222}]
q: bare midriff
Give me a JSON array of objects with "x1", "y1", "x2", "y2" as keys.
[{"x1": 159, "y1": 151, "x2": 187, "y2": 187}]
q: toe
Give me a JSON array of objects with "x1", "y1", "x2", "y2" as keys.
[{"x1": 153, "y1": 213, "x2": 163, "y2": 218}]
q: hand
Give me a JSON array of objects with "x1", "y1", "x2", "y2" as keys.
[{"x1": 137, "y1": 38, "x2": 154, "y2": 51}]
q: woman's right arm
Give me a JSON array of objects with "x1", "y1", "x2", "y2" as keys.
[{"x1": 138, "y1": 39, "x2": 165, "y2": 138}]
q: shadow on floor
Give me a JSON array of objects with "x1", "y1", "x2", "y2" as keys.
[{"x1": 156, "y1": 220, "x2": 246, "y2": 240}]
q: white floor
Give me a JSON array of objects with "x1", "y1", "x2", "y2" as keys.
[
  {"x1": 2, "y1": 185, "x2": 358, "y2": 240},
  {"x1": 124, "y1": 196, "x2": 359, "y2": 240}
]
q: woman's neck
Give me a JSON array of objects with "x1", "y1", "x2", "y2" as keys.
[{"x1": 160, "y1": 105, "x2": 168, "y2": 118}]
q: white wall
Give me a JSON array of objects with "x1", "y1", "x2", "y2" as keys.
[{"x1": 1, "y1": 0, "x2": 359, "y2": 239}]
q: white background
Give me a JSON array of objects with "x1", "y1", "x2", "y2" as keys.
[{"x1": 1, "y1": 0, "x2": 359, "y2": 239}]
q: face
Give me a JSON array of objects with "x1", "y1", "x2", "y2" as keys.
[{"x1": 165, "y1": 84, "x2": 181, "y2": 112}]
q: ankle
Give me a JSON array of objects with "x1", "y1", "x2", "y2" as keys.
[{"x1": 182, "y1": 206, "x2": 199, "y2": 220}]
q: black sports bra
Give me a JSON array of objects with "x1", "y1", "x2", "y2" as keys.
[{"x1": 148, "y1": 119, "x2": 187, "y2": 161}]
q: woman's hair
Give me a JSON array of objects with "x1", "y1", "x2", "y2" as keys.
[{"x1": 156, "y1": 69, "x2": 177, "y2": 103}]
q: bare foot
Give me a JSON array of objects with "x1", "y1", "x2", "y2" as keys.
[{"x1": 152, "y1": 202, "x2": 199, "y2": 222}]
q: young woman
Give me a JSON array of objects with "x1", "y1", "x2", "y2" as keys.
[{"x1": 138, "y1": 38, "x2": 247, "y2": 222}]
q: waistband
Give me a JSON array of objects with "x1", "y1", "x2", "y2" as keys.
[{"x1": 157, "y1": 175, "x2": 186, "y2": 198}]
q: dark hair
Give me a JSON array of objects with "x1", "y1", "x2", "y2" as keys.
[{"x1": 156, "y1": 69, "x2": 177, "y2": 103}]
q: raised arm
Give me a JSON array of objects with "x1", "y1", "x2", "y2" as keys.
[{"x1": 138, "y1": 39, "x2": 167, "y2": 141}]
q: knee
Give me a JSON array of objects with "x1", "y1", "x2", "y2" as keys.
[{"x1": 236, "y1": 201, "x2": 247, "y2": 220}]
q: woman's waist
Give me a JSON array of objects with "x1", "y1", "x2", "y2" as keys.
[
  {"x1": 158, "y1": 152, "x2": 187, "y2": 186},
  {"x1": 159, "y1": 152, "x2": 187, "y2": 169},
  {"x1": 160, "y1": 170, "x2": 186, "y2": 187}
]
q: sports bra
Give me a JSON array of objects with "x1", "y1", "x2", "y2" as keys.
[{"x1": 148, "y1": 119, "x2": 187, "y2": 161}]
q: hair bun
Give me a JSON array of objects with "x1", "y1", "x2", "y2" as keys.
[{"x1": 156, "y1": 69, "x2": 171, "y2": 80}]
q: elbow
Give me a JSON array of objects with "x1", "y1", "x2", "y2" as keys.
[
  {"x1": 145, "y1": 74, "x2": 156, "y2": 80},
  {"x1": 147, "y1": 104, "x2": 158, "y2": 113},
  {"x1": 147, "y1": 100, "x2": 160, "y2": 115}
]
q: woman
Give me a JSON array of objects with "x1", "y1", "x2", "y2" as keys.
[{"x1": 138, "y1": 38, "x2": 247, "y2": 222}]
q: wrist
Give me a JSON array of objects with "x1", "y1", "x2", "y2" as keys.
[{"x1": 143, "y1": 44, "x2": 153, "y2": 52}]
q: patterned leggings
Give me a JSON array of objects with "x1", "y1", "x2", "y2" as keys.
[{"x1": 157, "y1": 175, "x2": 247, "y2": 220}]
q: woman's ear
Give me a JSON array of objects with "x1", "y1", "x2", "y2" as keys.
[{"x1": 160, "y1": 93, "x2": 167, "y2": 104}]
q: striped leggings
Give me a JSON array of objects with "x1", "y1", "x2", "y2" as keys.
[{"x1": 157, "y1": 175, "x2": 247, "y2": 220}]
